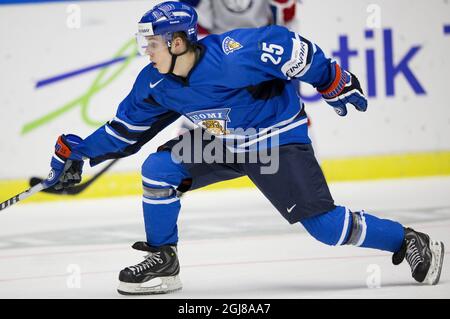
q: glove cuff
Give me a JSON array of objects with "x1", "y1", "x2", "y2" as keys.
[
  {"x1": 55, "y1": 134, "x2": 84, "y2": 161},
  {"x1": 318, "y1": 63, "x2": 348, "y2": 99},
  {"x1": 55, "y1": 135, "x2": 72, "y2": 160}
]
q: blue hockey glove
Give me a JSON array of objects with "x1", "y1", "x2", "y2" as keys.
[
  {"x1": 44, "y1": 134, "x2": 84, "y2": 190},
  {"x1": 319, "y1": 63, "x2": 368, "y2": 117}
]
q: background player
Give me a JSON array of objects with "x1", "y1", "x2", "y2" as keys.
[{"x1": 180, "y1": 0, "x2": 298, "y2": 36}]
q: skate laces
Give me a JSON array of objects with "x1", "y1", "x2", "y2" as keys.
[
  {"x1": 129, "y1": 252, "x2": 164, "y2": 274},
  {"x1": 406, "y1": 238, "x2": 424, "y2": 273}
]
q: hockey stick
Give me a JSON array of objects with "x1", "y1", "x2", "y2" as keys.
[
  {"x1": 0, "y1": 182, "x2": 46, "y2": 212},
  {"x1": 29, "y1": 159, "x2": 119, "y2": 196}
]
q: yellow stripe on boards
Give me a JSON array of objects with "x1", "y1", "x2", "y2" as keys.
[
  {"x1": 1, "y1": 151, "x2": 449, "y2": 205},
  {"x1": 321, "y1": 151, "x2": 450, "y2": 181}
]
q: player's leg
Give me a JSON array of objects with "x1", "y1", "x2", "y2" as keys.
[
  {"x1": 118, "y1": 130, "x2": 244, "y2": 295},
  {"x1": 117, "y1": 150, "x2": 189, "y2": 295},
  {"x1": 301, "y1": 206, "x2": 405, "y2": 252},
  {"x1": 244, "y1": 143, "x2": 444, "y2": 285},
  {"x1": 301, "y1": 207, "x2": 444, "y2": 285}
]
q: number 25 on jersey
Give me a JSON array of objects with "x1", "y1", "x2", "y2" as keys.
[{"x1": 261, "y1": 42, "x2": 284, "y2": 65}]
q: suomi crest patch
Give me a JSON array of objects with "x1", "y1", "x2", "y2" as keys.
[{"x1": 222, "y1": 37, "x2": 243, "y2": 55}]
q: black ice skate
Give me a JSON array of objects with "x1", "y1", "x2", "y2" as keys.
[
  {"x1": 117, "y1": 242, "x2": 182, "y2": 295},
  {"x1": 393, "y1": 228, "x2": 444, "y2": 285}
]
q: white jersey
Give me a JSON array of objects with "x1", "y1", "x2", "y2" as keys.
[{"x1": 192, "y1": 0, "x2": 297, "y2": 34}]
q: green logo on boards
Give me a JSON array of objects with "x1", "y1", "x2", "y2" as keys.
[{"x1": 21, "y1": 38, "x2": 139, "y2": 135}]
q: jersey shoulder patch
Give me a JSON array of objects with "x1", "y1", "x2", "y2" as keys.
[
  {"x1": 281, "y1": 34, "x2": 310, "y2": 78},
  {"x1": 222, "y1": 36, "x2": 244, "y2": 55}
]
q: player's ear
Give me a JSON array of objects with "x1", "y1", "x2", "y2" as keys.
[{"x1": 172, "y1": 35, "x2": 187, "y2": 54}]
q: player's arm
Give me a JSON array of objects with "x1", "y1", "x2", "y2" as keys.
[
  {"x1": 292, "y1": 34, "x2": 367, "y2": 116},
  {"x1": 46, "y1": 111, "x2": 179, "y2": 190},
  {"x1": 246, "y1": 25, "x2": 367, "y2": 116},
  {"x1": 71, "y1": 94, "x2": 179, "y2": 166},
  {"x1": 44, "y1": 68, "x2": 180, "y2": 190}
]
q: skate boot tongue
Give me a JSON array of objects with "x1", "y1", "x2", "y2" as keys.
[{"x1": 132, "y1": 241, "x2": 155, "y2": 252}]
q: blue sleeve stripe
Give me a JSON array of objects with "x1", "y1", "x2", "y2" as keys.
[
  {"x1": 108, "y1": 120, "x2": 147, "y2": 141},
  {"x1": 113, "y1": 116, "x2": 151, "y2": 131},
  {"x1": 105, "y1": 125, "x2": 137, "y2": 145}
]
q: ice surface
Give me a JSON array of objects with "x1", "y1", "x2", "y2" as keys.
[{"x1": 0, "y1": 177, "x2": 449, "y2": 299}]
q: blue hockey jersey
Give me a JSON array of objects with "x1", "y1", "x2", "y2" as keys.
[{"x1": 70, "y1": 25, "x2": 335, "y2": 164}]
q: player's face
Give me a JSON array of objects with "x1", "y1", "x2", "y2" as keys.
[{"x1": 139, "y1": 35, "x2": 172, "y2": 73}]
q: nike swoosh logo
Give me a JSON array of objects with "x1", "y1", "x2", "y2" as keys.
[
  {"x1": 287, "y1": 204, "x2": 297, "y2": 214},
  {"x1": 149, "y1": 79, "x2": 164, "y2": 89}
]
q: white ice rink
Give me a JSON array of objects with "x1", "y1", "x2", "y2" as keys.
[{"x1": 0, "y1": 177, "x2": 449, "y2": 299}]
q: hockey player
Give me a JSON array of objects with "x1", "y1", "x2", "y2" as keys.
[
  {"x1": 179, "y1": 0, "x2": 297, "y2": 36},
  {"x1": 44, "y1": 2, "x2": 444, "y2": 295}
]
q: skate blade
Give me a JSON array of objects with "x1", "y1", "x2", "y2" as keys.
[
  {"x1": 424, "y1": 241, "x2": 445, "y2": 285},
  {"x1": 117, "y1": 275, "x2": 182, "y2": 296}
]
